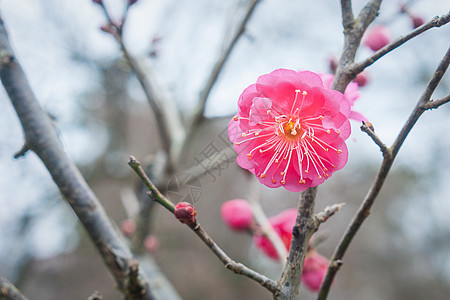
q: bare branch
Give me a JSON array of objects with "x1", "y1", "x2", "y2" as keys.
[
  {"x1": 128, "y1": 156, "x2": 176, "y2": 213},
  {"x1": 422, "y1": 94, "x2": 450, "y2": 110},
  {"x1": 315, "y1": 203, "x2": 346, "y2": 225},
  {"x1": 340, "y1": 0, "x2": 354, "y2": 30},
  {"x1": 332, "y1": 0, "x2": 382, "y2": 92},
  {"x1": 190, "y1": 222, "x2": 279, "y2": 293},
  {"x1": 360, "y1": 122, "x2": 392, "y2": 159},
  {"x1": 128, "y1": 157, "x2": 278, "y2": 293},
  {"x1": 351, "y1": 12, "x2": 450, "y2": 74},
  {"x1": 192, "y1": 0, "x2": 261, "y2": 127},
  {"x1": 0, "y1": 14, "x2": 157, "y2": 299},
  {"x1": 318, "y1": 46, "x2": 450, "y2": 300},
  {"x1": 276, "y1": 187, "x2": 318, "y2": 300},
  {"x1": 0, "y1": 275, "x2": 29, "y2": 300},
  {"x1": 98, "y1": 3, "x2": 183, "y2": 171}
]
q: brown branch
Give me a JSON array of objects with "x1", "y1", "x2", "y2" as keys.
[
  {"x1": 351, "y1": 11, "x2": 450, "y2": 74},
  {"x1": 0, "y1": 13, "x2": 166, "y2": 300},
  {"x1": 360, "y1": 122, "x2": 391, "y2": 159},
  {"x1": 189, "y1": 222, "x2": 279, "y2": 293},
  {"x1": 0, "y1": 275, "x2": 29, "y2": 300},
  {"x1": 340, "y1": 0, "x2": 354, "y2": 30},
  {"x1": 332, "y1": 0, "x2": 382, "y2": 92},
  {"x1": 275, "y1": 187, "x2": 318, "y2": 299},
  {"x1": 421, "y1": 94, "x2": 450, "y2": 110},
  {"x1": 318, "y1": 46, "x2": 450, "y2": 300},
  {"x1": 128, "y1": 157, "x2": 278, "y2": 294}
]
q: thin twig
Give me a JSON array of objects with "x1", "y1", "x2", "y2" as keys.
[
  {"x1": 318, "y1": 47, "x2": 450, "y2": 300},
  {"x1": 275, "y1": 187, "x2": 318, "y2": 300},
  {"x1": 181, "y1": 0, "x2": 261, "y2": 158},
  {"x1": 192, "y1": 0, "x2": 261, "y2": 127},
  {"x1": 128, "y1": 157, "x2": 279, "y2": 293},
  {"x1": 0, "y1": 275, "x2": 30, "y2": 300},
  {"x1": 98, "y1": 3, "x2": 181, "y2": 172},
  {"x1": 351, "y1": 11, "x2": 450, "y2": 74},
  {"x1": 315, "y1": 203, "x2": 346, "y2": 224},
  {"x1": 360, "y1": 122, "x2": 391, "y2": 159},
  {"x1": 189, "y1": 222, "x2": 279, "y2": 293},
  {"x1": 128, "y1": 156, "x2": 176, "y2": 213},
  {"x1": 0, "y1": 14, "x2": 156, "y2": 299},
  {"x1": 421, "y1": 94, "x2": 450, "y2": 110}
]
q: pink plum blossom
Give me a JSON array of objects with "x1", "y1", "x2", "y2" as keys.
[
  {"x1": 363, "y1": 25, "x2": 392, "y2": 52},
  {"x1": 221, "y1": 199, "x2": 254, "y2": 231},
  {"x1": 229, "y1": 69, "x2": 351, "y2": 192}
]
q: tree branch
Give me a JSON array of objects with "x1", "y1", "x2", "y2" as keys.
[
  {"x1": 192, "y1": 0, "x2": 261, "y2": 127},
  {"x1": 275, "y1": 187, "x2": 318, "y2": 300},
  {"x1": 315, "y1": 203, "x2": 345, "y2": 225},
  {"x1": 332, "y1": 0, "x2": 382, "y2": 92},
  {"x1": 340, "y1": 0, "x2": 354, "y2": 30},
  {"x1": 128, "y1": 156, "x2": 278, "y2": 293},
  {"x1": 360, "y1": 122, "x2": 392, "y2": 159},
  {"x1": 0, "y1": 13, "x2": 166, "y2": 300},
  {"x1": 318, "y1": 46, "x2": 450, "y2": 300},
  {"x1": 351, "y1": 11, "x2": 450, "y2": 74},
  {"x1": 98, "y1": 3, "x2": 184, "y2": 172},
  {"x1": 421, "y1": 94, "x2": 450, "y2": 110},
  {"x1": 0, "y1": 275, "x2": 29, "y2": 300}
]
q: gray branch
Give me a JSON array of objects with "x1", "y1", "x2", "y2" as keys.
[{"x1": 0, "y1": 12, "x2": 178, "y2": 300}]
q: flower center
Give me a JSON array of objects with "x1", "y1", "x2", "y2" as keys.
[{"x1": 279, "y1": 118, "x2": 303, "y2": 140}]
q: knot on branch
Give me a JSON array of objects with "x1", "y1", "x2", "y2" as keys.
[{"x1": 123, "y1": 259, "x2": 147, "y2": 298}]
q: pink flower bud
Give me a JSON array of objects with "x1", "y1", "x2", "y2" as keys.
[
  {"x1": 411, "y1": 15, "x2": 425, "y2": 29},
  {"x1": 221, "y1": 199, "x2": 254, "y2": 231},
  {"x1": 144, "y1": 235, "x2": 160, "y2": 253},
  {"x1": 120, "y1": 219, "x2": 136, "y2": 236},
  {"x1": 92, "y1": 0, "x2": 103, "y2": 5},
  {"x1": 174, "y1": 202, "x2": 197, "y2": 225},
  {"x1": 353, "y1": 71, "x2": 369, "y2": 87},
  {"x1": 128, "y1": 0, "x2": 139, "y2": 5},
  {"x1": 302, "y1": 251, "x2": 330, "y2": 292},
  {"x1": 363, "y1": 25, "x2": 392, "y2": 52}
]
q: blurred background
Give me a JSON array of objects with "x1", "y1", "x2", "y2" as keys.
[{"x1": 0, "y1": 0, "x2": 449, "y2": 299}]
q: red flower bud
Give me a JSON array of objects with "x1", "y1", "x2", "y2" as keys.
[
  {"x1": 128, "y1": 0, "x2": 138, "y2": 6},
  {"x1": 174, "y1": 202, "x2": 197, "y2": 225},
  {"x1": 221, "y1": 199, "x2": 254, "y2": 231},
  {"x1": 93, "y1": 0, "x2": 103, "y2": 5},
  {"x1": 120, "y1": 219, "x2": 136, "y2": 236}
]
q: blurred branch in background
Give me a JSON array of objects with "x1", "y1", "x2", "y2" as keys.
[
  {"x1": 0, "y1": 275, "x2": 30, "y2": 300},
  {"x1": 0, "y1": 10, "x2": 179, "y2": 300}
]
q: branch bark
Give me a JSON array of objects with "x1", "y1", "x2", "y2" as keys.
[
  {"x1": 0, "y1": 13, "x2": 179, "y2": 300},
  {"x1": 0, "y1": 275, "x2": 29, "y2": 300},
  {"x1": 275, "y1": 187, "x2": 318, "y2": 300}
]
